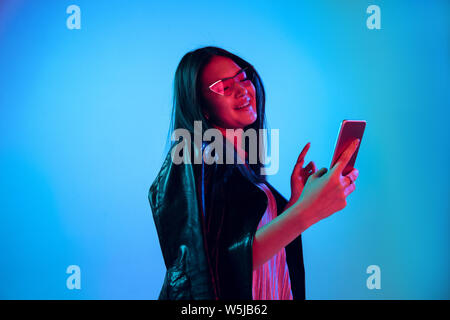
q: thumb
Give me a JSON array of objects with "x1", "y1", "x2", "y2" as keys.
[{"x1": 311, "y1": 167, "x2": 328, "y2": 179}]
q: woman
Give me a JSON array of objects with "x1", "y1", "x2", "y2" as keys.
[{"x1": 148, "y1": 46, "x2": 360, "y2": 300}]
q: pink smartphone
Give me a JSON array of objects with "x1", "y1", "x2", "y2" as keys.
[{"x1": 330, "y1": 120, "x2": 366, "y2": 175}]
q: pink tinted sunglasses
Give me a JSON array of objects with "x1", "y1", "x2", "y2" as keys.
[{"x1": 208, "y1": 67, "x2": 253, "y2": 96}]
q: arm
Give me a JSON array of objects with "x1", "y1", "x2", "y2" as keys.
[
  {"x1": 252, "y1": 139, "x2": 361, "y2": 271},
  {"x1": 252, "y1": 143, "x2": 315, "y2": 271},
  {"x1": 252, "y1": 200, "x2": 314, "y2": 270}
]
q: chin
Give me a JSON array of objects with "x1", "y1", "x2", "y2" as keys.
[{"x1": 240, "y1": 116, "x2": 257, "y2": 128}]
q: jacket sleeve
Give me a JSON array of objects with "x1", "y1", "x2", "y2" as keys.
[{"x1": 148, "y1": 147, "x2": 216, "y2": 300}]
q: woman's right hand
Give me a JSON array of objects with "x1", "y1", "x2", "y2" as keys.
[{"x1": 296, "y1": 139, "x2": 360, "y2": 225}]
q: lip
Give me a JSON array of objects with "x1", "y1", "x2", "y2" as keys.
[{"x1": 235, "y1": 97, "x2": 251, "y2": 109}]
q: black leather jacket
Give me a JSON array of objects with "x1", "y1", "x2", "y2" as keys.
[{"x1": 148, "y1": 139, "x2": 305, "y2": 300}]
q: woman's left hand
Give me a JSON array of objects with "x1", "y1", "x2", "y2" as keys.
[{"x1": 286, "y1": 142, "x2": 316, "y2": 208}]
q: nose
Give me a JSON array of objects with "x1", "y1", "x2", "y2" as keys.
[{"x1": 234, "y1": 81, "x2": 248, "y2": 97}]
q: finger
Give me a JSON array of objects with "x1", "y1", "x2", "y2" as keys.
[
  {"x1": 344, "y1": 181, "x2": 356, "y2": 196},
  {"x1": 304, "y1": 162, "x2": 317, "y2": 179},
  {"x1": 342, "y1": 175, "x2": 352, "y2": 188},
  {"x1": 345, "y1": 168, "x2": 359, "y2": 184},
  {"x1": 296, "y1": 142, "x2": 310, "y2": 165},
  {"x1": 293, "y1": 143, "x2": 310, "y2": 176},
  {"x1": 304, "y1": 161, "x2": 315, "y2": 173},
  {"x1": 341, "y1": 169, "x2": 359, "y2": 188},
  {"x1": 311, "y1": 167, "x2": 328, "y2": 179},
  {"x1": 332, "y1": 139, "x2": 360, "y2": 174}
]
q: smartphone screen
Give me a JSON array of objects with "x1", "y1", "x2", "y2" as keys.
[{"x1": 330, "y1": 120, "x2": 366, "y2": 175}]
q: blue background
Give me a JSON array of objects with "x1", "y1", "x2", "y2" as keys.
[{"x1": 0, "y1": 0, "x2": 448, "y2": 299}]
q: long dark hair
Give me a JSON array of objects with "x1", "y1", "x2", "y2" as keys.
[{"x1": 165, "y1": 46, "x2": 269, "y2": 182}]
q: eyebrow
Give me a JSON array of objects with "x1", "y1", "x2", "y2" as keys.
[{"x1": 221, "y1": 68, "x2": 247, "y2": 81}]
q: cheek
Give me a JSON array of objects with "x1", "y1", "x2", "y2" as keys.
[
  {"x1": 202, "y1": 93, "x2": 218, "y2": 112},
  {"x1": 249, "y1": 83, "x2": 256, "y2": 99},
  {"x1": 204, "y1": 95, "x2": 229, "y2": 119},
  {"x1": 249, "y1": 85, "x2": 257, "y2": 106}
]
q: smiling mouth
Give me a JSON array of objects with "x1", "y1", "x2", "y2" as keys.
[{"x1": 236, "y1": 101, "x2": 251, "y2": 110}]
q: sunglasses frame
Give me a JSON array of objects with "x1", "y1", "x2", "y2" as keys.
[{"x1": 208, "y1": 67, "x2": 252, "y2": 96}]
